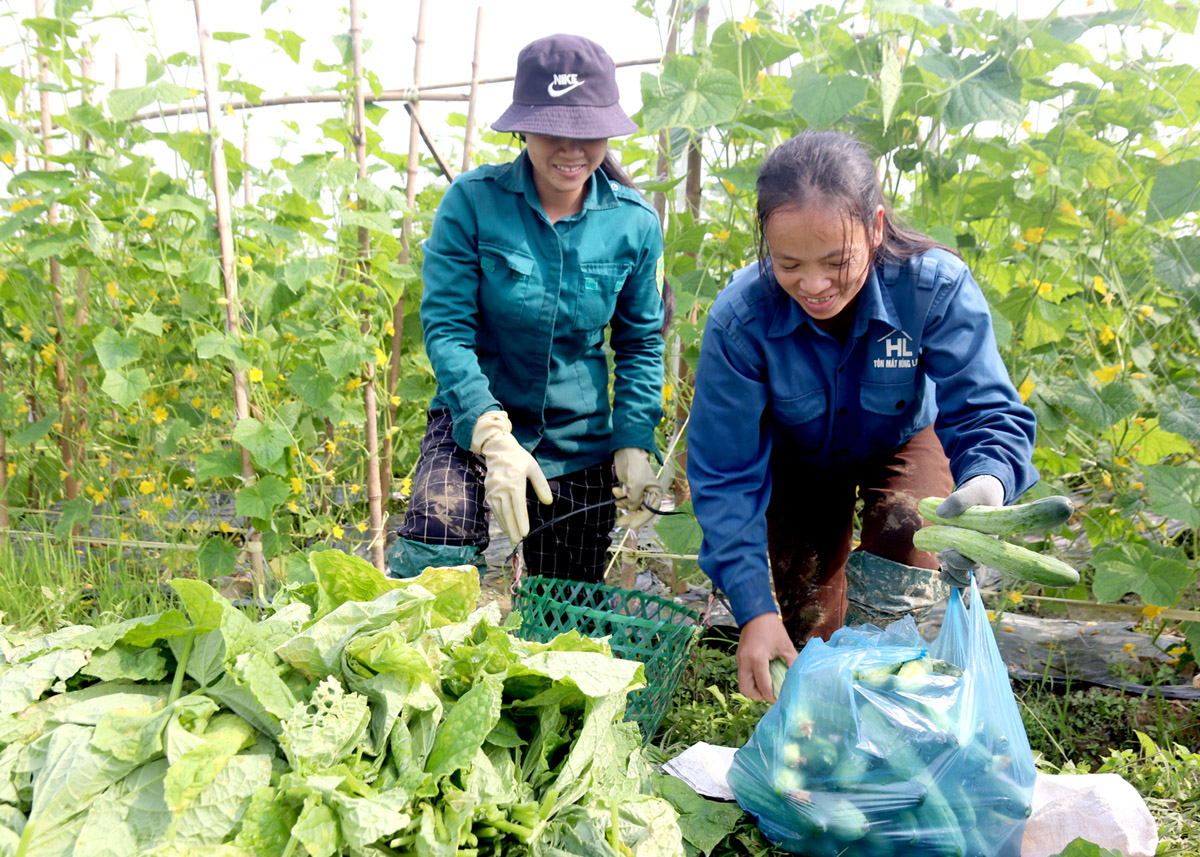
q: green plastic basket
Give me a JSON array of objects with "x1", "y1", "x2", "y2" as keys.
[{"x1": 511, "y1": 575, "x2": 702, "y2": 741}]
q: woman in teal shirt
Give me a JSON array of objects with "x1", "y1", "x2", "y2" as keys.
[{"x1": 388, "y1": 34, "x2": 667, "y2": 581}]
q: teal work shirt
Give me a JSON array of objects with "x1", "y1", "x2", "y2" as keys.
[{"x1": 421, "y1": 151, "x2": 666, "y2": 479}]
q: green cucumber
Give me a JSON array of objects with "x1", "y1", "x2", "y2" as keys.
[
  {"x1": 913, "y1": 524, "x2": 1080, "y2": 586},
  {"x1": 917, "y1": 494, "x2": 1074, "y2": 534},
  {"x1": 769, "y1": 657, "x2": 788, "y2": 699}
]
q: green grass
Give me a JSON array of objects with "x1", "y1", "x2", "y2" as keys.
[{"x1": 0, "y1": 538, "x2": 174, "y2": 631}]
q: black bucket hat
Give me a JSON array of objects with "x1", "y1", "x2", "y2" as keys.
[{"x1": 492, "y1": 34, "x2": 638, "y2": 139}]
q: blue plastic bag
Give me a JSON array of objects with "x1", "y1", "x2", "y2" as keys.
[{"x1": 728, "y1": 579, "x2": 1035, "y2": 857}]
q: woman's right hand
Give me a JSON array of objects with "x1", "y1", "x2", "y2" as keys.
[{"x1": 737, "y1": 612, "x2": 798, "y2": 703}]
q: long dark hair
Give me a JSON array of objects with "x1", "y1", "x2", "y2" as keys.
[{"x1": 755, "y1": 130, "x2": 951, "y2": 277}]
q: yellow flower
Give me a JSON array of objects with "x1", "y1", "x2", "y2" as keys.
[
  {"x1": 98, "y1": 453, "x2": 110, "y2": 468},
  {"x1": 664, "y1": 384, "x2": 675, "y2": 403},
  {"x1": 182, "y1": 364, "x2": 198, "y2": 381},
  {"x1": 224, "y1": 103, "x2": 235, "y2": 116},
  {"x1": 1122, "y1": 642, "x2": 1136, "y2": 653},
  {"x1": 355, "y1": 522, "x2": 369, "y2": 533},
  {"x1": 184, "y1": 476, "x2": 195, "y2": 488},
  {"x1": 1008, "y1": 591, "x2": 1024, "y2": 603},
  {"x1": 239, "y1": 255, "x2": 252, "y2": 266},
  {"x1": 105, "y1": 281, "x2": 119, "y2": 299},
  {"x1": 19, "y1": 324, "x2": 32, "y2": 342},
  {"x1": 1032, "y1": 163, "x2": 1048, "y2": 178},
  {"x1": 291, "y1": 476, "x2": 303, "y2": 495},
  {"x1": 152, "y1": 406, "x2": 168, "y2": 424},
  {"x1": 346, "y1": 378, "x2": 363, "y2": 392},
  {"x1": 1131, "y1": 372, "x2": 1146, "y2": 380},
  {"x1": 1168, "y1": 646, "x2": 1187, "y2": 656},
  {"x1": 722, "y1": 179, "x2": 737, "y2": 195},
  {"x1": 1131, "y1": 481, "x2": 1145, "y2": 490},
  {"x1": 0, "y1": 152, "x2": 15, "y2": 167},
  {"x1": 1017, "y1": 379, "x2": 1035, "y2": 403},
  {"x1": 324, "y1": 439, "x2": 337, "y2": 454},
  {"x1": 139, "y1": 214, "x2": 157, "y2": 229},
  {"x1": 191, "y1": 397, "x2": 203, "y2": 408},
  {"x1": 288, "y1": 501, "x2": 300, "y2": 514},
  {"x1": 384, "y1": 320, "x2": 396, "y2": 337},
  {"x1": 1012, "y1": 241, "x2": 1026, "y2": 252},
  {"x1": 389, "y1": 395, "x2": 401, "y2": 407},
  {"x1": 159, "y1": 495, "x2": 174, "y2": 510},
  {"x1": 714, "y1": 229, "x2": 731, "y2": 242},
  {"x1": 40, "y1": 342, "x2": 57, "y2": 365},
  {"x1": 1021, "y1": 120, "x2": 1032, "y2": 132},
  {"x1": 349, "y1": 484, "x2": 361, "y2": 496},
  {"x1": 210, "y1": 405, "x2": 222, "y2": 419},
  {"x1": 1059, "y1": 200, "x2": 1075, "y2": 215},
  {"x1": 1036, "y1": 281, "x2": 1053, "y2": 297},
  {"x1": 138, "y1": 479, "x2": 155, "y2": 495},
  {"x1": 248, "y1": 366, "x2": 264, "y2": 383},
  {"x1": 1107, "y1": 208, "x2": 1127, "y2": 226},
  {"x1": 1138, "y1": 305, "x2": 1153, "y2": 319},
  {"x1": 1098, "y1": 325, "x2": 1115, "y2": 345},
  {"x1": 738, "y1": 15, "x2": 761, "y2": 34},
  {"x1": 1093, "y1": 364, "x2": 1119, "y2": 383},
  {"x1": 375, "y1": 347, "x2": 388, "y2": 367},
  {"x1": 218, "y1": 520, "x2": 234, "y2": 533},
  {"x1": 1023, "y1": 226, "x2": 1046, "y2": 243},
  {"x1": 400, "y1": 476, "x2": 413, "y2": 495},
  {"x1": 188, "y1": 87, "x2": 200, "y2": 97},
  {"x1": 332, "y1": 525, "x2": 345, "y2": 539},
  {"x1": 1092, "y1": 276, "x2": 1106, "y2": 296},
  {"x1": 6, "y1": 462, "x2": 16, "y2": 478}
]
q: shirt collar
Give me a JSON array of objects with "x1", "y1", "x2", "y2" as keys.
[
  {"x1": 765, "y1": 262, "x2": 901, "y2": 339},
  {"x1": 494, "y1": 151, "x2": 620, "y2": 218}
]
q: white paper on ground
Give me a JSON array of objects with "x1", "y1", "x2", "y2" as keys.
[
  {"x1": 661, "y1": 742, "x2": 1159, "y2": 857},
  {"x1": 660, "y1": 741, "x2": 739, "y2": 801}
]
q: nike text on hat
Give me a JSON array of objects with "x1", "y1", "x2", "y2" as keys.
[{"x1": 492, "y1": 34, "x2": 638, "y2": 139}]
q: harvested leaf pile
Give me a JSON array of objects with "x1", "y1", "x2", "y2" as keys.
[{"x1": 0, "y1": 551, "x2": 688, "y2": 857}]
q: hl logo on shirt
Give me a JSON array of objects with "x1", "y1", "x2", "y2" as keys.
[
  {"x1": 874, "y1": 329, "x2": 916, "y2": 369},
  {"x1": 548, "y1": 74, "x2": 585, "y2": 97}
]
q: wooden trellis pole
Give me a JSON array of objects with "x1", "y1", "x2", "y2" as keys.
[
  {"x1": 349, "y1": 0, "x2": 386, "y2": 572},
  {"x1": 73, "y1": 42, "x2": 93, "y2": 472},
  {"x1": 192, "y1": 0, "x2": 265, "y2": 586},
  {"x1": 461, "y1": 7, "x2": 484, "y2": 173},
  {"x1": 383, "y1": 0, "x2": 429, "y2": 506},
  {"x1": 36, "y1": 0, "x2": 81, "y2": 514}
]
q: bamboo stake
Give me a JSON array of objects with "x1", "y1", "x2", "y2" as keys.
[
  {"x1": 36, "y1": 0, "x2": 81, "y2": 514},
  {"x1": 74, "y1": 42, "x2": 93, "y2": 470},
  {"x1": 461, "y1": 7, "x2": 484, "y2": 173},
  {"x1": 403, "y1": 102, "x2": 453, "y2": 180},
  {"x1": 383, "y1": 0, "x2": 429, "y2": 506},
  {"x1": 349, "y1": 0, "x2": 386, "y2": 571},
  {"x1": 670, "y1": 2, "x2": 709, "y2": 510},
  {"x1": 192, "y1": 0, "x2": 265, "y2": 586},
  {"x1": 651, "y1": 0, "x2": 684, "y2": 221}
]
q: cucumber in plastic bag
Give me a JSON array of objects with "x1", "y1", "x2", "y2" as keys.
[{"x1": 728, "y1": 580, "x2": 1035, "y2": 857}]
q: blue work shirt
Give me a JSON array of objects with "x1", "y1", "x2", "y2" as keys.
[
  {"x1": 687, "y1": 249, "x2": 1038, "y2": 626},
  {"x1": 421, "y1": 151, "x2": 666, "y2": 479}
]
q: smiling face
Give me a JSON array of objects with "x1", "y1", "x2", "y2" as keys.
[
  {"x1": 764, "y1": 202, "x2": 885, "y2": 325},
  {"x1": 523, "y1": 133, "x2": 608, "y2": 218}
]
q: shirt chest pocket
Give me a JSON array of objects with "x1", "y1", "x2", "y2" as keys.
[
  {"x1": 860, "y1": 379, "x2": 919, "y2": 417},
  {"x1": 773, "y1": 388, "x2": 828, "y2": 451},
  {"x1": 573, "y1": 261, "x2": 631, "y2": 331},
  {"x1": 479, "y1": 245, "x2": 537, "y2": 327}
]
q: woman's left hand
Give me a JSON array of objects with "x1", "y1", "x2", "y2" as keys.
[
  {"x1": 935, "y1": 474, "x2": 1005, "y2": 586},
  {"x1": 612, "y1": 447, "x2": 662, "y2": 530}
]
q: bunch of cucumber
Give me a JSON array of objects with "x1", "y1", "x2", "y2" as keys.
[
  {"x1": 730, "y1": 655, "x2": 1031, "y2": 857},
  {"x1": 912, "y1": 495, "x2": 1079, "y2": 587}
]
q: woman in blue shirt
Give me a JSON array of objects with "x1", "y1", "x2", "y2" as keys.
[
  {"x1": 687, "y1": 131, "x2": 1037, "y2": 700},
  {"x1": 388, "y1": 34, "x2": 668, "y2": 583}
]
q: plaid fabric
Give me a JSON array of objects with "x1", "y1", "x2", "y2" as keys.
[{"x1": 396, "y1": 409, "x2": 617, "y2": 581}]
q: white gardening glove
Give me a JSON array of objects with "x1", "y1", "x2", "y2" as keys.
[
  {"x1": 933, "y1": 474, "x2": 1006, "y2": 587},
  {"x1": 471, "y1": 410, "x2": 553, "y2": 545},
  {"x1": 613, "y1": 447, "x2": 663, "y2": 531}
]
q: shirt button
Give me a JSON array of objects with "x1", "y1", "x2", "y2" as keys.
[
  {"x1": 838, "y1": 407, "x2": 847, "y2": 418},
  {"x1": 896, "y1": 400, "x2": 906, "y2": 410}
]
